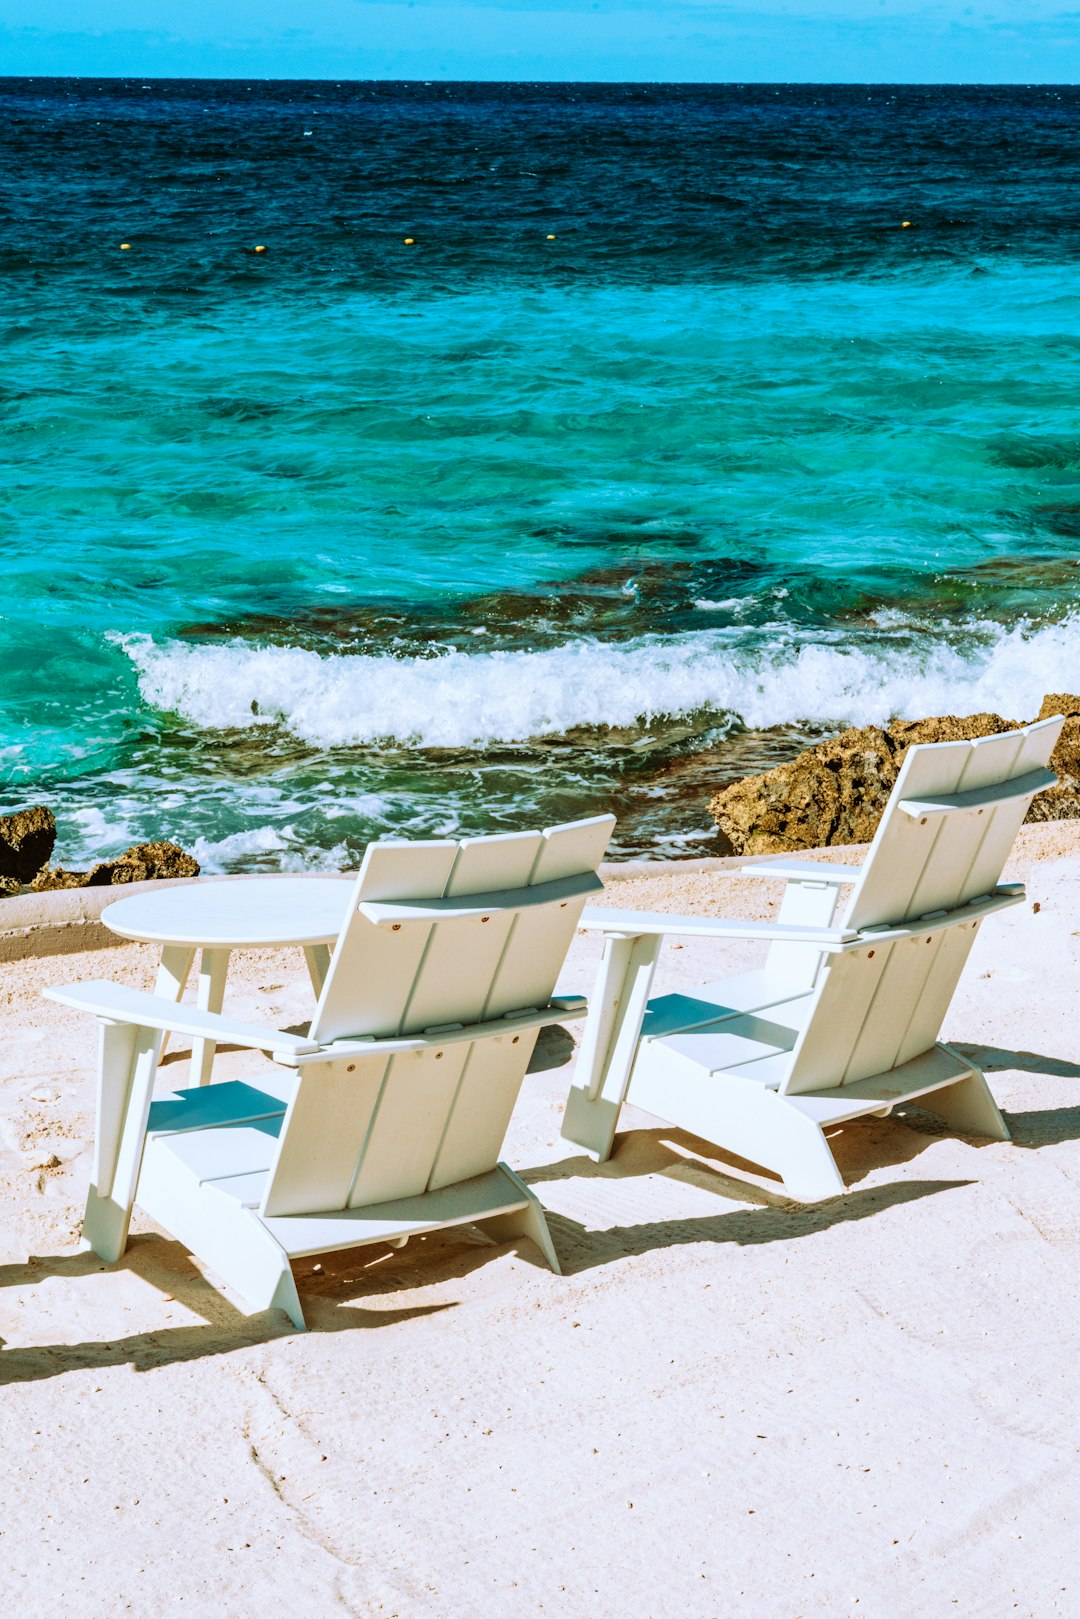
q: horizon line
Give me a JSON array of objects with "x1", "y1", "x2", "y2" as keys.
[{"x1": 1, "y1": 75, "x2": 1077, "y2": 88}]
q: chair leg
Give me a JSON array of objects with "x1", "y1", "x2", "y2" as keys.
[
  {"x1": 303, "y1": 944, "x2": 331, "y2": 999},
  {"x1": 82, "y1": 1021, "x2": 162, "y2": 1263},
  {"x1": 562, "y1": 931, "x2": 661, "y2": 1163},
  {"x1": 192, "y1": 947, "x2": 230, "y2": 1086},
  {"x1": 259, "y1": 1260, "x2": 306, "y2": 1332},
  {"x1": 204, "y1": 1215, "x2": 305, "y2": 1331},
  {"x1": 153, "y1": 945, "x2": 194, "y2": 1062},
  {"x1": 768, "y1": 1109, "x2": 849, "y2": 1202},
  {"x1": 83, "y1": 1184, "x2": 143, "y2": 1266},
  {"x1": 137, "y1": 1140, "x2": 308, "y2": 1328},
  {"x1": 561, "y1": 1087, "x2": 624, "y2": 1165},
  {"x1": 479, "y1": 1165, "x2": 562, "y2": 1274},
  {"x1": 684, "y1": 1082, "x2": 849, "y2": 1203},
  {"x1": 921, "y1": 1049, "x2": 1010, "y2": 1142}
]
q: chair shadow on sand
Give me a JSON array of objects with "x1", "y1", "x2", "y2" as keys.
[
  {"x1": 0, "y1": 1169, "x2": 968, "y2": 1387},
  {"x1": 5, "y1": 1036, "x2": 1079, "y2": 1385},
  {"x1": 950, "y1": 1042, "x2": 1080, "y2": 1148},
  {"x1": 0, "y1": 1240, "x2": 456, "y2": 1387}
]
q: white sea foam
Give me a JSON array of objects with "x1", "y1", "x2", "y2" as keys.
[
  {"x1": 191, "y1": 825, "x2": 354, "y2": 874},
  {"x1": 114, "y1": 615, "x2": 1080, "y2": 750}
]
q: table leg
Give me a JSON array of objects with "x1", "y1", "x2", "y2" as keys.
[
  {"x1": 303, "y1": 944, "x2": 331, "y2": 999},
  {"x1": 154, "y1": 945, "x2": 195, "y2": 1061},
  {"x1": 192, "y1": 947, "x2": 230, "y2": 1086}
]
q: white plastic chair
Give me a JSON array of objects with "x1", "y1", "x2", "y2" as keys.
[
  {"x1": 46, "y1": 815, "x2": 614, "y2": 1328},
  {"x1": 562, "y1": 720, "x2": 1061, "y2": 1200}
]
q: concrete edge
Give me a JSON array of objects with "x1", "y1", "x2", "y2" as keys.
[
  {"x1": 0, "y1": 853, "x2": 881, "y2": 966},
  {"x1": 0, "y1": 872, "x2": 355, "y2": 964}
]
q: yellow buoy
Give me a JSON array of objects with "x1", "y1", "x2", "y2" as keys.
[
  {"x1": 901, "y1": 221, "x2": 911, "y2": 228},
  {"x1": 119, "y1": 243, "x2": 131, "y2": 250},
  {"x1": 254, "y1": 244, "x2": 266, "y2": 253},
  {"x1": 403, "y1": 237, "x2": 415, "y2": 245},
  {"x1": 546, "y1": 234, "x2": 556, "y2": 240}
]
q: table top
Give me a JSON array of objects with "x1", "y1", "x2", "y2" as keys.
[{"x1": 101, "y1": 876, "x2": 355, "y2": 949}]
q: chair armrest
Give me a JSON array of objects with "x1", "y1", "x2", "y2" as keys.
[
  {"x1": 739, "y1": 858, "x2": 863, "y2": 886},
  {"x1": 845, "y1": 885, "x2": 1025, "y2": 945},
  {"x1": 283, "y1": 996, "x2": 589, "y2": 1068},
  {"x1": 578, "y1": 908, "x2": 858, "y2": 950},
  {"x1": 359, "y1": 870, "x2": 604, "y2": 926},
  {"x1": 44, "y1": 980, "x2": 319, "y2": 1058}
]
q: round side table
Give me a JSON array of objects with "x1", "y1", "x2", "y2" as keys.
[{"x1": 101, "y1": 876, "x2": 354, "y2": 1085}]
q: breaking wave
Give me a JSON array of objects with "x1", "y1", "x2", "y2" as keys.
[{"x1": 114, "y1": 613, "x2": 1080, "y2": 749}]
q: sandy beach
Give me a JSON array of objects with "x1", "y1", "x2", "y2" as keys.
[{"x1": 2, "y1": 822, "x2": 1080, "y2": 1616}]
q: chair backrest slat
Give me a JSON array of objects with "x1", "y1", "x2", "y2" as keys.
[
  {"x1": 427, "y1": 1031, "x2": 536, "y2": 1191},
  {"x1": 964, "y1": 721, "x2": 1061, "y2": 899},
  {"x1": 347, "y1": 1044, "x2": 472, "y2": 1209},
  {"x1": 259, "y1": 1053, "x2": 389, "y2": 1217},
  {"x1": 482, "y1": 816, "x2": 616, "y2": 1019},
  {"x1": 308, "y1": 841, "x2": 459, "y2": 1044},
  {"x1": 395, "y1": 830, "x2": 545, "y2": 1034},
  {"x1": 260, "y1": 815, "x2": 615, "y2": 1218},
  {"x1": 779, "y1": 718, "x2": 1060, "y2": 1097},
  {"x1": 900, "y1": 729, "x2": 1026, "y2": 920},
  {"x1": 892, "y1": 919, "x2": 985, "y2": 1068}
]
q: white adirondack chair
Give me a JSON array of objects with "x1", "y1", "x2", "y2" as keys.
[
  {"x1": 45, "y1": 815, "x2": 614, "y2": 1329},
  {"x1": 563, "y1": 720, "x2": 1061, "y2": 1201}
]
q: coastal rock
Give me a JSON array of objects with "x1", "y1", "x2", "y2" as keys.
[
  {"x1": 0, "y1": 806, "x2": 56, "y2": 885},
  {"x1": 1027, "y1": 694, "x2": 1080, "y2": 823},
  {"x1": 886, "y1": 712, "x2": 1015, "y2": 753},
  {"x1": 31, "y1": 841, "x2": 200, "y2": 891},
  {"x1": 86, "y1": 840, "x2": 201, "y2": 886},
  {"x1": 29, "y1": 868, "x2": 91, "y2": 891},
  {"x1": 709, "y1": 726, "x2": 898, "y2": 855},
  {"x1": 709, "y1": 711, "x2": 1023, "y2": 854}
]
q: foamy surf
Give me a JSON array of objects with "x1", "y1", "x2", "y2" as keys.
[{"x1": 114, "y1": 614, "x2": 1080, "y2": 751}]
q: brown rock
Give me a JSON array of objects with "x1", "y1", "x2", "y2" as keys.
[
  {"x1": 887, "y1": 712, "x2": 1014, "y2": 753},
  {"x1": 1038, "y1": 694, "x2": 1080, "y2": 720},
  {"x1": 30, "y1": 841, "x2": 200, "y2": 891},
  {"x1": 86, "y1": 841, "x2": 200, "y2": 885},
  {"x1": 709, "y1": 709, "x2": 1061, "y2": 855},
  {"x1": 1035, "y1": 694, "x2": 1080, "y2": 789},
  {"x1": 1025, "y1": 784, "x2": 1080, "y2": 823},
  {"x1": 1026, "y1": 695, "x2": 1080, "y2": 818},
  {"x1": 710, "y1": 725, "x2": 895, "y2": 855},
  {"x1": 29, "y1": 867, "x2": 92, "y2": 891},
  {"x1": 0, "y1": 805, "x2": 56, "y2": 884}
]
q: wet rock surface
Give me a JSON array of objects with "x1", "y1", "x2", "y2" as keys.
[
  {"x1": 28, "y1": 841, "x2": 200, "y2": 893},
  {"x1": 0, "y1": 806, "x2": 57, "y2": 884},
  {"x1": 1026, "y1": 694, "x2": 1080, "y2": 825},
  {"x1": 710, "y1": 703, "x2": 1080, "y2": 854}
]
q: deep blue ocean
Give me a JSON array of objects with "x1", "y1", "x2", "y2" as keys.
[{"x1": 3, "y1": 79, "x2": 1080, "y2": 866}]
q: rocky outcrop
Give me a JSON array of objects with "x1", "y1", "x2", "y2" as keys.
[
  {"x1": 710, "y1": 704, "x2": 1079, "y2": 855},
  {"x1": 0, "y1": 806, "x2": 57, "y2": 885},
  {"x1": 89, "y1": 840, "x2": 200, "y2": 885},
  {"x1": 30, "y1": 841, "x2": 200, "y2": 892},
  {"x1": 1025, "y1": 694, "x2": 1080, "y2": 823},
  {"x1": 0, "y1": 809, "x2": 199, "y2": 897}
]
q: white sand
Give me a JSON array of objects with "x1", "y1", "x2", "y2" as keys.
[{"x1": 3, "y1": 823, "x2": 1080, "y2": 1617}]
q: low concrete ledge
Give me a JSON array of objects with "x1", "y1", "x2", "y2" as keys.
[
  {"x1": 0, "y1": 872, "x2": 355, "y2": 963},
  {"x1": 1, "y1": 853, "x2": 878, "y2": 965}
]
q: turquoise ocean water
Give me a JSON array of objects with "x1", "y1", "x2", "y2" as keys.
[{"x1": 3, "y1": 81, "x2": 1080, "y2": 865}]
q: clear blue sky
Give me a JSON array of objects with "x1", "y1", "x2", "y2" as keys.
[{"x1": 1, "y1": 1, "x2": 1077, "y2": 83}]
